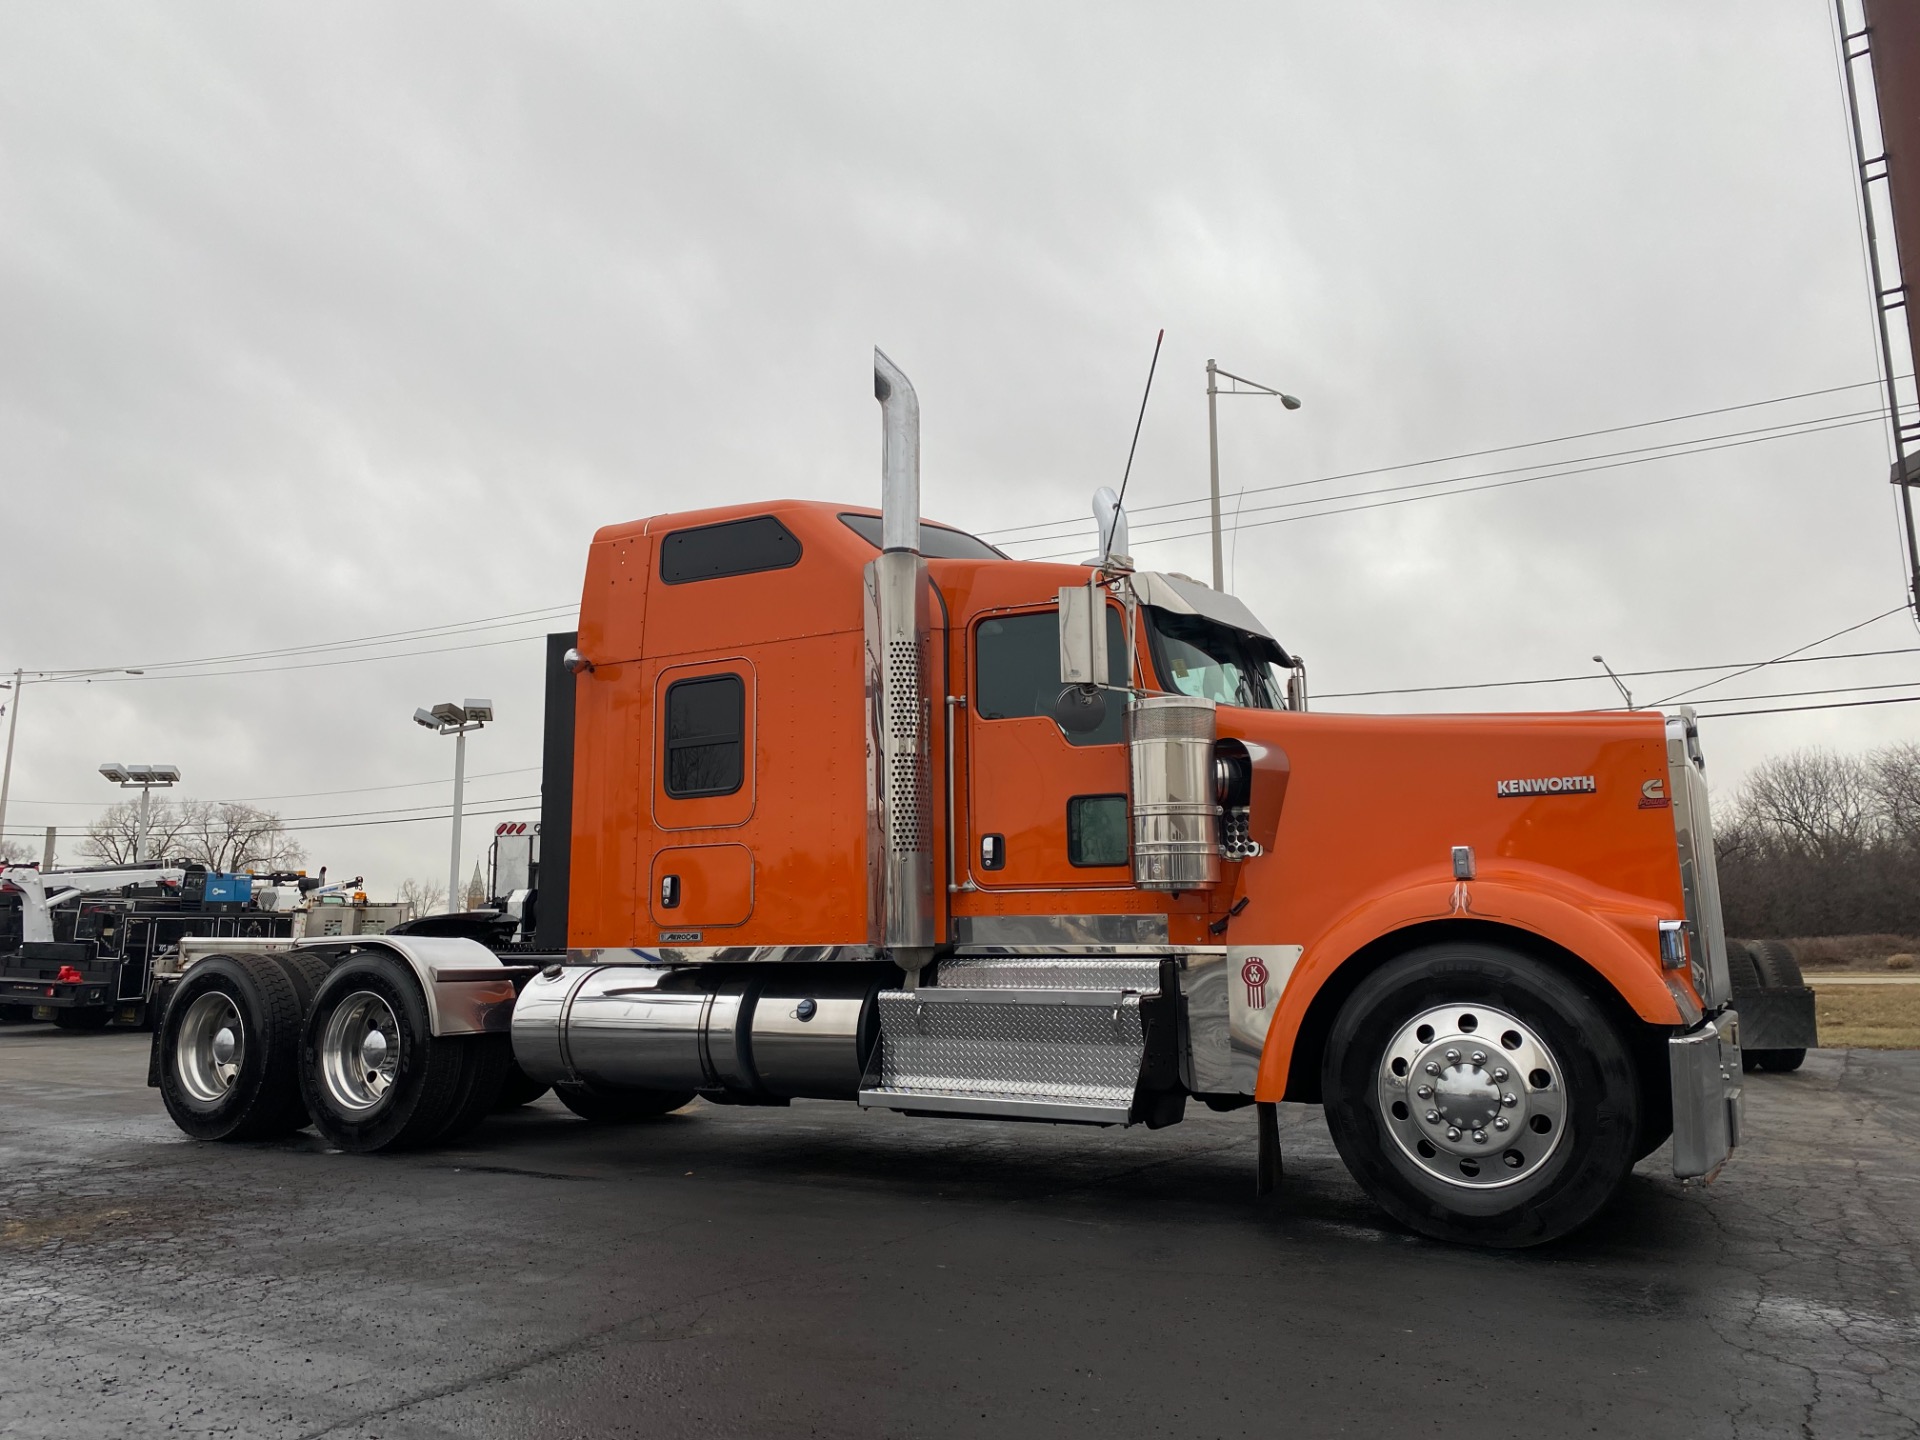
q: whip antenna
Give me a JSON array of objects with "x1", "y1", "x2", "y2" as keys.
[{"x1": 1114, "y1": 328, "x2": 1164, "y2": 513}]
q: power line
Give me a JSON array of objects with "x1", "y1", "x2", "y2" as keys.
[
  {"x1": 1077, "y1": 408, "x2": 1885, "y2": 546},
  {"x1": 978, "y1": 377, "x2": 1898, "y2": 541},
  {"x1": 1019, "y1": 413, "x2": 1886, "y2": 559},
  {"x1": 1695, "y1": 693, "x2": 1920, "y2": 720},
  {"x1": 4, "y1": 766, "x2": 544, "y2": 808},
  {"x1": 28, "y1": 603, "x2": 577, "y2": 680},
  {"x1": 1651, "y1": 605, "x2": 1910, "y2": 706},
  {"x1": 1318, "y1": 646, "x2": 1920, "y2": 701},
  {"x1": 54, "y1": 630, "x2": 557, "y2": 685}
]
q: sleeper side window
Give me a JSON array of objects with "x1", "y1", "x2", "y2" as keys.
[
  {"x1": 664, "y1": 674, "x2": 745, "y2": 797},
  {"x1": 974, "y1": 607, "x2": 1128, "y2": 747}
]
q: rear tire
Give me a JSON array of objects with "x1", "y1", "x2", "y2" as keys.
[
  {"x1": 554, "y1": 1083, "x2": 694, "y2": 1123},
  {"x1": 53, "y1": 1007, "x2": 112, "y2": 1031},
  {"x1": 298, "y1": 953, "x2": 469, "y2": 1153},
  {"x1": 1322, "y1": 943, "x2": 1640, "y2": 1248},
  {"x1": 157, "y1": 954, "x2": 309, "y2": 1141}
]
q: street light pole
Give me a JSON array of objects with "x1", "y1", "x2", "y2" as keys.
[
  {"x1": 1207, "y1": 361, "x2": 1223, "y2": 591},
  {"x1": 2, "y1": 667, "x2": 144, "y2": 855},
  {"x1": 98, "y1": 764, "x2": 182, "y2": 862},
  {"x1": 1204, "y1": 360, "x2": 1302, "y2": 593},
  {"x1": 449, "y1": 723, "x2": 467, "y2": 911}
]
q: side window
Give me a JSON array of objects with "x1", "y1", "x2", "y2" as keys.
[
  {"x1": 1067, "y1": 795, "x2": 1129, "y2": 867},
  {"x1": 659, "y1": 516, "x2": 802, "y2": 584},
  {"x1": 974, "y1": 607, "x2": 1128, "y2": 747},
  {"x1": 664, "y1": 675, "x2": 745, "y2": 797}
]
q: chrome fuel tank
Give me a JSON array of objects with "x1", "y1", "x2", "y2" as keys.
[{"x1": 512, "y1": 963, "x2": 884, "y2": 1102}]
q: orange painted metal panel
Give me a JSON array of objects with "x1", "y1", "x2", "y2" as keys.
[{"x1": 650, "y1": 844, "x2": 755, "y2": 928}]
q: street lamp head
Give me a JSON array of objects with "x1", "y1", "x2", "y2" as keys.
[
  {"x1": 1592, "y1": 655, "x2": 1606, "y2": 665},
  {"x1": 150, "y1": 765, "x2": 182, "y2": 783},
  {"x1": 430, "y1": 701, "x2": 463, "y2": 726},
  {"x1": 1280, "y1": 394, "x2": 1302, "y2": 410},
  {"x1": 99, "y1": 763, "x2": 130, "y2": 782},
  {"x1": 413, "y1": 708, "x2": 440, "y2": 730},
  {"x1": 463, "y1": 699, "x2": 494, "y2": 724}
]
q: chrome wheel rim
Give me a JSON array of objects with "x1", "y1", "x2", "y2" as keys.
[
  {"x1": 320, "y1": 991, "x2": 401, "y2": 1113},
  {"x1": 176, "y1": 992, "x2": 245, "y2": 1104},
  {"x1": 1375, "y1": 1002, "x2": 1570, "y2": 1189}
]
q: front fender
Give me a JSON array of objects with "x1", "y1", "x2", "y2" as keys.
[
  {"x1": 1254, "y1": 872, "x2": 1687, "y2": 1100},
  {"x1": 294, "y1": 934, "x2": 518, "y2": 1037}
]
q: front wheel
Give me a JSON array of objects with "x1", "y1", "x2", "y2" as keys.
[{"x1": 1323, "y1": 944, "x2": 1641, "y2": 1248}]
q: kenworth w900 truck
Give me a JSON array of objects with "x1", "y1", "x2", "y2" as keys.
[{"x1": 148, "y1": 351, "x2": 1742, "y2": 1247}]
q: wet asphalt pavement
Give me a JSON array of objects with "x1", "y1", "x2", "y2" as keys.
[{"x1": 1, "y1": 1029, "x2": 1916, "y2": 1439}]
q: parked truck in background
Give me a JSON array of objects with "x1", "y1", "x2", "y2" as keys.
[{"x1": 146, "y1": 351, "x2": 1744, "y2": 1247}]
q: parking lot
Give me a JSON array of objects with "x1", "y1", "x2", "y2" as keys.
[{"x1": 1, "y1": 1027, "x2": 1916, "y2": 1439}]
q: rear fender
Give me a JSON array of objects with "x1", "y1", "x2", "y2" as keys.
[
  {"x1": 1254, "y1": 873, "x2": 1687, "y2": 1100},
  {"x1": 292, "y1": 935, "x2": 517, "y2": 1037}
]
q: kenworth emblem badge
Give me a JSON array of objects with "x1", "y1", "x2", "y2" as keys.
[
  {"x1": 1241, "y1": 956, "x2": 1270, "y2": 1010},
  {"x1": 1495, "y1": 774, "x2": 1596, "y2": 798}
]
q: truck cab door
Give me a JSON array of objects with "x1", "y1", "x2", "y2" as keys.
[{"x1": 966, "y1": 605, "x2": 1132, "y2": 891}]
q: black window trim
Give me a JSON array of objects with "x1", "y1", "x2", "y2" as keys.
[
  {"x1": 1066, "y1": 793, "x2": 1130, "y2": 868},
  {"x1": 836, "y1": 511, "x2": 1009, "y2": 560},
  {"x1": 662, "y1": 672, "x2": 747, "y2": 799},
  {"x1": 659, "y1": 515, "x2": 804, "y2": 586}
]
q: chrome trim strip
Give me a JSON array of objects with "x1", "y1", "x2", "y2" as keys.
[
  {"x1": 856, "y1": 1089, "x2": 1132, "y2": 1125},
  {"x1": 567, "y1": 945, "x2": 879, "y2": 967},
  {"x1": 951, "y1": 913, "x2": 1169, "y2": 946}
]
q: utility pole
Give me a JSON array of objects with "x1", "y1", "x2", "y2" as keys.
[
  {"x1": 0, "y1": 668, "x2": 20, "y2": 856},
  {"x1": 1205, "y1": 360, "x2": 1301, "y2": 592}
]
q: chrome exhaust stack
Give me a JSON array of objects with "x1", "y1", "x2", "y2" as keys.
[{"x1": 866, "y1": 349, "x2": 937, "y2": 969}]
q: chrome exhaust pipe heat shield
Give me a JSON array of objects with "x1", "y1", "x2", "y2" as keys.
[
  {"x1": 1127, "y1": 694, "x2": 1221, "y2": 891},
  {"x1": 866, "y1": 349, "x2": 937, "y2": 964}
]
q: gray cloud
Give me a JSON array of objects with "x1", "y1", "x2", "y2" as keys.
[{"x1": 1, "y1": 1, "x2": 1907, "y2": 891}]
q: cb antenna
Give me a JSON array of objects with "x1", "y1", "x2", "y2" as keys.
[{"x1": 1114, "y1": 328, "x2": 1165, "y2": 513}]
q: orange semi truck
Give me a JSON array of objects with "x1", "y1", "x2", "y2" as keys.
[{"x1": 149, "y1": 351, "x2": 1741, "y2": 1247}]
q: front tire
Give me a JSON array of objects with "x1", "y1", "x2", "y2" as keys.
[
  {"x1": 1322, "y1": 943, "x2": 1641, "y2": 1248},
  {"x1": 299, "y1": 953, "x2": 474, "y2": 1153},
  {"x1": 157, "y1": 954, "x2": 309, "y2": 1141}
]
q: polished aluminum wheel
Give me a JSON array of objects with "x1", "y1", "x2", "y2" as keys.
[
  {"x1": 175, "y1": 992, "x2": 245, "y2": 1104},
  {"x1": 320, "y1": 990, "x2": 402, "y2": 1113},
  {"x1": 1375, "y1": 1002, "x2": 1569, "y2": 1189}
]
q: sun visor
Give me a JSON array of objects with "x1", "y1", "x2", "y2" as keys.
[{"x1": 1132, "y1": 572, "x2": 1292, "y2": 663}]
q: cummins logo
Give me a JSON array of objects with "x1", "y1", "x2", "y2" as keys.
[{"x1": 1496, "y1": 775, "x2": 1597, "y2": 797}]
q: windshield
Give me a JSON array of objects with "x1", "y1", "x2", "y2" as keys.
[{"x1": 1146, "y1": 608, "x2": 1288, "y2": 709}]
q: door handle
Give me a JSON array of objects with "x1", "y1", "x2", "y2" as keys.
[
  {"x1": 660, "y1": 874, "x2": 681, "y2": 908},
  {"x1": 979, "y1": 835, "x2": 1006, "y2": 871}
]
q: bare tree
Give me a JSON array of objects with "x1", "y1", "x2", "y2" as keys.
[
  {"x1": 0, "y1": 837, "x2": 31, "y2": 865},
  {"x1": 1870, "y1": 742, "x2": 1920, "y2": 849},
  {"x1": 84, "y1": 799, "x2": 303, "y2": 871},
  {"x1": 83, "y1": 799, "x2": 199, "y2": 865},
  {"x1": 1733, "y1": 748, "x2": 1878, "y2": 859},
  {"x1": 396, "y1": 878, "x2": 446, "y2": 920},
  {"x1": 173, "y1": 801, "x2": 305, "y2": 872}
]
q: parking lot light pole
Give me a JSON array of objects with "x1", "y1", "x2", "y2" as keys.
[
  {"x1": 1206, "y1": 359, "x2": 1302, "y2": 593},
  {"x1": 98, "y1": 763, "x2": 184, "y2": 863},
  {"x1": 414, "y1": 700, "x2": 494, "y2": 914}
]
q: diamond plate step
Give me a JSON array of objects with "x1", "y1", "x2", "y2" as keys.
[{"x1": 858, "y1": 956, "x2": 1160, "y2": 1125}]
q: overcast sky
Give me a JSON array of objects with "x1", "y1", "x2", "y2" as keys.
[{"x1": 1, "y1": 2, "x2": 1911, "y2": 896}]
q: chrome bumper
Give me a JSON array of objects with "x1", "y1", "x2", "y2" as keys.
[{"x1": 1669, "y1": 1008, "x2": 1742, "y2": 1179}]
